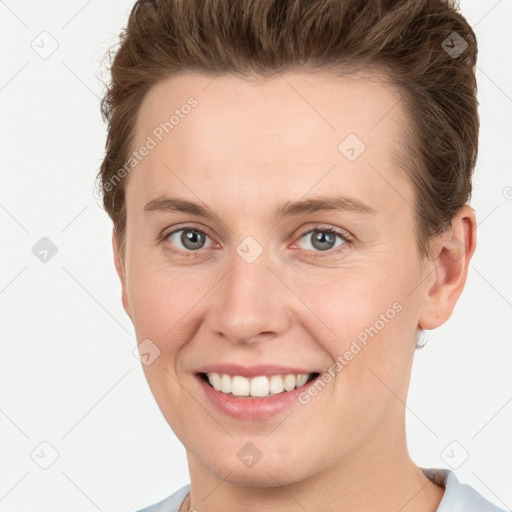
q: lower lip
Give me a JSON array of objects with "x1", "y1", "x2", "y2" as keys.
[{"x1": 196, "y1": 374, "x2": 316, "y2": 420}]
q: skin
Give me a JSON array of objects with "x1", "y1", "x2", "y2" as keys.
[{"x1": 112, "y1": 71, "x2": 476, "y2": 512}]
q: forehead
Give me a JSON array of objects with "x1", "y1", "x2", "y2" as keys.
[{"x1": 129, "y1": 71, "x2": 412, "y2": 211}]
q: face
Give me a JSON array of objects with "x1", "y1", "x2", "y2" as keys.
[{"x1": 116, "y1": 71, "x2": 432, "y2": 487}]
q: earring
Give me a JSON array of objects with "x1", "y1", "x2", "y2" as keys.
[{"x1": 416, "y1": 332, "x2": 430, "y2": 350}]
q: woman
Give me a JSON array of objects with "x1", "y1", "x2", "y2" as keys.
[{"x1": 97, "y1": 0, "x2": 505, "y2": 510}]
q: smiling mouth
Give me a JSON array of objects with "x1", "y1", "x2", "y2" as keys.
[{"x1": 198, "y1": 372, "x2": 320, "y2": 398}]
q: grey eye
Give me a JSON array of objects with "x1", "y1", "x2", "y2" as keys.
[
  {"x1": 167, "y1": 228, "x2": 211, "y2": 251},
  {"x1": 298, "y1": 229, "x2": 345, "y2": 252}
]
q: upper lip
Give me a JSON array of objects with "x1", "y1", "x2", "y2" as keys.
[{"x1": 196, "y1": 364, "x2": 320, "y2": 378}]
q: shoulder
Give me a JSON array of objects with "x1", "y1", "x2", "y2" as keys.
[
  {"x1": 422, "y1": 468, "x2": 507, "y2": 512},
  {"x1": 134, "y1": 484, "x2": 190, "y2": 512}
]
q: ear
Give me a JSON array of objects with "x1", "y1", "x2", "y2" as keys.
[
  {"x1": 418, "y1": 206, "x2": 477, "y2": 330},
  {"x1": 112, "y1": 229, "x2": 133, "y2": 321}
]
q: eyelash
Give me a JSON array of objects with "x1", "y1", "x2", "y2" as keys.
[{"x1": 159, "y1": 223, "x2": 352, "y2": 259}]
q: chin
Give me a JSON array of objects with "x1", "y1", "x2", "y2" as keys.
[
  {"x1": 196, "y1": 444, "x2": 319, "y2": 488},
  {"x1": 224, "y1": 466, "x2": 309, "y2": 488}
]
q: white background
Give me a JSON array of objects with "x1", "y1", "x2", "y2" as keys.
[{"x1": 0, "y1": 1, "x2": 511, "y2": 511}]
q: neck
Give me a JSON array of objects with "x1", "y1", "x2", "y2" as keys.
[{"x1": 184, "y1": 430, "x2": 444, "y2": 512}]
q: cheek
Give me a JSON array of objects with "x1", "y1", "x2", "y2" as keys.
[
  {"x1": 291, "y1": 271, "x2": 418, "y2": 441},
  {"x1": 125, "y1": 259, "x2": 210, "y2": 426},
  {"x1": 293, "y1": 256, "x2": 420, "y2": 384},
  {"x1": 125, "y1": 254, "x2": 202, "y2": 348},
  {"x1": 294, "y1": 264, "x2": 409, "y2": 337}
]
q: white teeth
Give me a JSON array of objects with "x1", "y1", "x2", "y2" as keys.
[
  {"x1": 269, "y1": 375, "x2": 284, "y2": 394},
  {"x1": 283, "y1": 374, "x2": 296, "y2": 391},
  {"x1": 210, "y1": 372, "x2": 222, "y2": 391},
  {"x1": 231, "y1": 376, "x2": 250, "y2": 396},
  {"x1": 220, "y1": 373, "x2": 232, "y2": 394},
  {"x1": 250, "y1": 376, "x2": 269, "y2": 397},
  {"x1": 296, "y1": 373, "x2": 309, "y2": 387},
  {"x1": 205, "y1": 372, "x2": 313, "y2": 398}
]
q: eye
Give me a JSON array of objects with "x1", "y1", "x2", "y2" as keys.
[
  {"x1": 160, "y1": 224, "x2": 351, "y2": 258},
  {"x1": 295, "y1": 225, "x2": 350, "y2": 256},
  {"x1": 164, "y1": 227, "x2": 213, "y2": 252}
]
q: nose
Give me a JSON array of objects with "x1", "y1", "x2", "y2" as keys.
[{"x1": 208, "y1": 248, "x2": 292, "y2": 345}]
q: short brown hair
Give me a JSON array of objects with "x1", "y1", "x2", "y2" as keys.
[{"x1": 97, "y1": 0, "x2": 478, "y2": 260}]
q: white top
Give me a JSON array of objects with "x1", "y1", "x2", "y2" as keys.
[{"x1": 135, "y1": 468, "x2": 506, "y2": 512}]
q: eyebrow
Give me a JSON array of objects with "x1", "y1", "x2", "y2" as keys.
[
  {"x1": 274, "y1": 194, "x2": 377, "y2": 218},
  {"x1": 143, "y1": 194, "x2": 377, "y2": 219}
]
